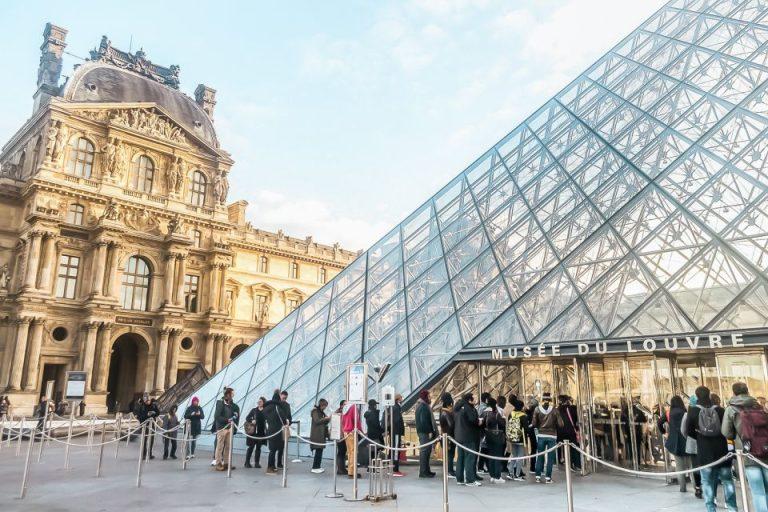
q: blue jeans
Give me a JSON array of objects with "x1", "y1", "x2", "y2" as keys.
[
  {"x1": 535, "y1": 437, "x2": 557, "y2": 478},
  {"x1": 509, "y1": 443, "x2": 526, "y2": 477},
  {"x1": 456, "y1": 441, "x2": 478, "y2": 483},
  {"x1": 746, "y1": 465, "x2": 768, "y2": 512},
  {"x1": 700, "y1": 466, "x2": 737, "y2": 512}
]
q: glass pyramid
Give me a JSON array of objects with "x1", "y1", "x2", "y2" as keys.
[{"x1": 180, "y1": 0, "x2": 768, "y2": 429}]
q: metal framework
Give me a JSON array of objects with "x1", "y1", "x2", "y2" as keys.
[{"x1": 180, "y1": 0, "x2": 768, "y2": 430}]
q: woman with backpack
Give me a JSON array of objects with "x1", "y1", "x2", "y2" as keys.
[
  {"x1": 658, "y1": 396, "x2": 692, "y2": 493},
  {"x1": 506, "y1": 399, "x2": 529, "y2": 481},
  {"x1": 684, "y1": 386, "x2": 736, "y2": 512},
  {"x1": 482, "y1": 397, "x2": 506, "y2": 484},
  {"x1": 244, "y1": 397, "x2": 266, "y2": 468}
]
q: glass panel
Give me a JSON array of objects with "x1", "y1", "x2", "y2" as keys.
[{"x1": 717, "y1": 353, "x2": 768, "y2": 401}]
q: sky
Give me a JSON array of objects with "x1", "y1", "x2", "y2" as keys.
[{"x1": 0, "y1": 0, "x2": 662, "y2": 251}]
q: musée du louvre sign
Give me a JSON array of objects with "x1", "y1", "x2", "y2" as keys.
[{"x1": 483, "y1": 332, "x2": 762, "y2": 361}]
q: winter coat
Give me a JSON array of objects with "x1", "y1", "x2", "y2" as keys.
[
  {"x1": 482, "y1": 408, "x2": 506, "y2": 447},
  {"x1": 136, "y1": 401, "x2": 159, "y2": 424},
  {"x1": 722, "y1": 394, "x2": 764, "y2": 465},
  {"x1": 557, "y1": 404, "x2": 579, "y2": 441},
  {"x1": 245, "y1": 407, "x2": 266, "y2": 447},
  {"x1": 453, "y1": 399, "x2": 481, "y2": 445},
  {"x1": 163, "y1": 413, "x2": 180, "y2": 439},
  {"x1": 365, "y1": 409, "x2": 384, "y2": 442},
  {"x1": 310, "y1": 407, "x2": 330, "y2": 446},
  {"x1": 684, "y1": 405, "x2": 730, "y2": 468},
  {"x1": 263, "y1": 399, "x2": 285, "y2": 435},
  {"x1": 183, "y1": 405, "x2": 205, "y2": 436},
  {"x1": 532, "y1": 404, "x2": 564, "y2": 438},
  {"x1": 388, "y1": 402, "x2": 405, "y2": 436},
  {"x1": 414, "y1": 399, "x2": 437, "y2": 436},
  {"x1": 439, "y1": 406, "x2": 455, "y2": 436},
  {"x1": 658, "y1": 407, "x2": 687, "y2": 457},
  {"x1": 213, "y1": 398, "x2": 240, "y2": 431}
]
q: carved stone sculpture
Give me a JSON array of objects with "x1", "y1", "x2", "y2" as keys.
[
  {"x1": 100, "y1": 199, "x2": 121, "y2": 221},
  {"x1": 114, "y1": 141, "x2": 128, "y2": 179},
  {"x1": 0, "y1": 264, "x2": 9, "y2": 290},
  {"x1": 50, "y1": 122, "x2": 69, "y2": 165},
  {"x1": 213, "y1": 171, "x2": 229, "y2": 204},
  {"x1": 166, "y1": 214, "x2": 183, "y2": 235},
  {"x1": 167, "y1": 157, "x2": 184, "y2": 195},
  {"x1": 45, "y1": 122, "x2": 59, "y2": 159},
  {"x1": 102, "y1": 137, "x2": 119, "y2": 177}
]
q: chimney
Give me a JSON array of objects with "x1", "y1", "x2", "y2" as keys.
[
  {"x1": 194, "y1": 84, "x2": 217, "y2": 119},
  {"x1": 227, "y1": 200, "x2": 248, "y2": 226},
  {"x1": 33, "y1": 23, "x2": 68, "y2": 113}
]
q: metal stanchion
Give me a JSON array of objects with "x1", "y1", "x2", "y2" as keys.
[
  {"x1": 96, "y1": 423, "x2": 106, "y2": 477},
  {"x1": 227, "y1": 425, "x2": 234, "y2": 479},
  {"x1": 37, "y1": 405, "x2": 50, "y2": 463},
  {"x1": 735, "y1": 450, "x2": 752, "y2": 512},
  {"x1": 19, "y1": 420, "x2": 35, "y2": 499},
  {"x1": 87, "y1": 415, "x2": 95, "y2": 453},
  {"x1": 115, "y1": 414, "x2": 122, "y2": 460},
  {"x1": 126, "y1": 414, "x2": 132, "y2": 447},
  {"x1": 16, "y1": 416, "x2": 25, "y2": 457},
  {"x1": 181, "y1": 420, "x2": 189, "y2": 470},
  {"x1": 64, "y1": 409, "x2": 75, "y2": 469},
  {"x1": 345, "y1": 427, "x2": 365, "y2": 502},
  {"x1": 136, "y1": 423, "x2": 146, "y2": 488},
  {"x1": 0, "y1": 414, "x2": 5, "y2": 453},
  {"x1": 292, "y1": 421, "x2": 302, "y2": 463},
  {"x1": 441, "y1": 434, "x2": 449, "y2": 512},
  {"x1": 326, "y1": 440, "x2": 344, "y2": 498},
  {"x1": 564, "y1": 440, "x2": 575, "y2": 512},
  {"x1": 281, "y1": 425, "x2": 289, "y2": 488},
  {"x1": 7, "y1": 415, "x2": 13, "y2": 448}
]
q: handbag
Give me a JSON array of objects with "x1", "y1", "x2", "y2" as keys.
[{"x1": 245, "y1": 421, "x2": 256, "y2": 436}]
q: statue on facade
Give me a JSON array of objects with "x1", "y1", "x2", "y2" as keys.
[
  {"x1": 0, "y1": 264, "x2": 9, "y2": 290},
  {"x1": 114, "y1": 141, "x2": 128, "y2": 179},
  {"x1": 166, "y1": 214, "x2": 183, "y2": 235},
  {"x1": 102, "y1": 137, "x2": 119, "y2": 177},
  {"x1": 260, "y1": 301, "x2": 269, "y2": 322},
  {"x1": 100, "y1": 199, "x2": 121, "y2": 222},
  {"x1": 51, "y1": 123, "x2": 69, "y2": 164},
  {"x1": 213, "y1": 170, "x2": 229, "y2": 204},
  {"x1": 45, "y1": 122, "x2": 59, "y2": 160},
  {"x1": 167, "y1": 157, "x2": 184, "y2": 195}
]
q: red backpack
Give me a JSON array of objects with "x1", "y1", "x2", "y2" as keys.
[{"x1": 738, "y1": 405, "x2": 768, "y2": 458}]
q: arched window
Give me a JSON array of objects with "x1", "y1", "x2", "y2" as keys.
[
  {"x1": 192, "y1": 229, "x2": 202, "y2": 248},
  {"x1": 120, "y1": 256, "x2": 151, "y2": 311},
  {"x1": 319, "y1": 267, "x2": 327, "y2": 284},
  {"x1": 289, "y1": 261, "x2": 299, "y2": 279},
  {"x1": 130, "y1": 155, "x2": 154, "y2": 193},
  {"x1": 66, "y1": 137, "x2": 95, "y2": 178},
  {"x1": 259, "y1": 256, "x2": 269, "y2": 273},
  {"x1": 66, "y1": 203, "x2": 85, "y2": 225},
  {"x1": 188, "y1": 170, "x2": 207, "y2": 207}
]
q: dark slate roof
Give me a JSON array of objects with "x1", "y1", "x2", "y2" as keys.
[{"x1": 63, "y1": 62, "x2": 218, "y2": 148}]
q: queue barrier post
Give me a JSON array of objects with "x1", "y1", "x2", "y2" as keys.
[
  {"x1": 87, "y1": 415, "x2": 95, "y2": 453},
  {"x1": 292, "y1": 420, "x2": 302, "y2": 463},
  {"x1": 281, "y1": 425, "x2": 289, "y2": 488},
  {"x1": 37, "y1": 405, "x2": 49, "y2": 463},
  {"x1": 19, "y1": 420, "x2": 35, "y2": 499},
  {"x1": 227, "y1": 425, "x2": 234, "y2": 479},
  {"x1": 0, "y1": 414, "x2": 4, "y2": 453},
  {"x1": 441, "y1": 433, "x2": 449, "y2": 512},
  {"x1": 564, "y1": 440, "x2": 575, "y2": 512},
  {"x1": 136, "y1": 423, "x2": 146, "y2": 488},
  {"x1": 96, "y1": 422, "x2": 106, "y2": 477},
  {"x1": 344, "y1": 427, "x2": 365, "y2": 502},
  {"x1": 181, "y1": 420, "x2": 189, "y2": 470},
  {"x1": 326, "y1": 439, "x2": 344, "y2": 498},
  {"x1": 16, "y1": 416, "x2": 25, "y2": 457},
  {"x1": 126, "y1": 414, "x2": 132, "y2": 447},
  {"x1": 115, "y1": 414, "x2": 122, "y2": 460},
  {"x1": 735, "y1": 450, "x2": 752, "y2": 512}
]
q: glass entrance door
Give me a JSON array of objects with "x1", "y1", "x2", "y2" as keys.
[
  {"x1": 716, "y1": 352, "x2": 768, "y2": 400},
  {"x1": 673, "y1": 355, "x2": 719, "y2": 403}
]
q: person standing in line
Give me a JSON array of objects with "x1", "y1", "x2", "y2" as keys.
[
  {"x1": 496, "y1": 396, "x2": 509, "y2": 475},
  {"x1": 0, "y1": 395, "x2": 9, "y2": 419},
  {"x1": 506, "y1": 399, "x2": 529, "y2": 481},
  {"x1": 684, "y1": 386, "x2": 736, "y2": 512},
  {"x1": 476, "y1": 392, "x2": 491, "y2": 474},
  {"x1": 136, "y1": 393, "x2": 159, "y2": 460},
  {"x1": 532, "y1": 392, "x2": 564, "y2": 483},
  {"x1": 365, "y1": 399, "x2": 385, "y2": 454},
  {"x1": 658, "y1": 396, "x2": 692, "y2": 493},
  {"x1": 341, "y1": 399, "x2": 362, "y2": 479},
  {"x1": 310, "y1": 398, "x2": 331, "y2": 474},
  {"x1": 681, "y1": 395, "x2": 704, "y2": 498},
  {"x1": 384, "y1": 394, "x2": 406, "y2": 477},
  {"x1": 244, "y1": 397, "x2": 266, "y2": 468},
  {"x1": 263, "y1": 391, "x2": 285, "y2": 475},
  {"x1": 525, "y1": 396, "x2": 539, "y2": 473},
  {"x1": 335, "y1": 400, "x2": 348, "y2": 475},
  {"x1": 482, "y1": 397, "x2": 506, "y2": 484},
  {"x1": 439, "y1": 392, "x2": 456, "y2": 479},
  {"x1": 722, "y1": 382, "x2": 768, "y2": 512},
  {"x1": 454, "y1": 393, "x2": 482, "y2": 487},
  {"x1": 213, "y1": 387, "x2": 240, "y2": 472},
  {"x1": 183, "y1": 396, "x2": 204, "y2": 460},
  {"x1": 35, "y1": 396, "x2": 49, "y2": 440},
  {"x1": 162, "y1": 405, "x2": 180, "y2": 460},
  {"x1": 557, "y1": 395, "x2": 581, "y2": 470},
  {"x1": 415, "y1": 389, "x2": 438, "y2": 478},
  {"x1": 277, "y1": 390, "x2": 292, "y2": 469}
]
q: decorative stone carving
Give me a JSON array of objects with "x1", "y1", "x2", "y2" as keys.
[
  {"x1": 213, "y1": 170, "x2": 229, "y2": 204},
  {"x1": 124, "y1": 209, "x2": 161, "y2": 233},
  {"x1": 0, "y1": 161, "x2": 19, "y2": 179},
  {"x1": 100, "y1": 198, "x2": 121, "y2": 221},
  {"x1": 167, "y1": 157, "x2": 184, "y2": 195},
  {"x1": 0, "y1": 264, "x2": 9, "y2": 290},
  {"x1": 90, "y1": 36, "x2": 181, "y2": 89},
  {"x1": 112, "y1": 108, "x2": 186, "y2": 144},
  {"x1": 46, "y1": 120, "x2": 69, "y2": 164},
  {"x1": 102, "y1": 136, "x2": 122, "y2": 178},
  {"x1": 166, "y1": 214, "x2": 183, "y2": 236}
]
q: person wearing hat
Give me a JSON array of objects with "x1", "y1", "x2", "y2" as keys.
[
  {"x1": 365, "y1": 399, "x2": 384, "y2": 455},
  {"x1": 384, "y1": 393, "x2": 406, "y2": 477},
  {"x1": 136, "y1": 393, "x2": 160, "y2": 460},
  {"x1": 183, "y1": 396, "x2": 205, "y2": 460},
  {"x1": 415, "y1": 389, "x2": 438, "y2": 478},
  {"x1": 532, "y1": 392, "x2": 564, "y2": 483}
]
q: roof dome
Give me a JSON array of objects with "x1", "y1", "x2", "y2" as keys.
[{"x1": 62, "y1": 61, "x2": 218, "y2": 148}]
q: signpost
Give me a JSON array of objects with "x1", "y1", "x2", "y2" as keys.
[
  {"x1": 346, "y1": 363, "x2": 368, "y2": 404},
  {"x1": 65, "y1": 371, "x2": 87, "y2": 401}
]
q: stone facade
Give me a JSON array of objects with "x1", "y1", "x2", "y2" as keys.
[{"x1": 0, "y1": 24, "x2": 357, "y2": 415}]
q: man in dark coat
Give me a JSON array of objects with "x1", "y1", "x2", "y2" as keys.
[
  {"x1": 213, "y1": 387, "x2": 240, "y2": 471},
  {"x1": 454, "y1": 393, "x2": 481, "y2": 486},
  {"x1": 263, "y1": 391, "x2": 287, "y2": 474},
  {"x1": 136, "y1": 393, "x2": 159, "y2": 460},
  {"x1": 557, "y1": 395, "x2": 581, "y2": 470},
  {"x1": 415, "y1": 389, "x2": 438, "y2": 478},
  {"x1": 384, "y1": 394, "x2": 406, "y2": 476}
]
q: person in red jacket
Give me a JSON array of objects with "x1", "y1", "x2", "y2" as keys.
[{"x1": 342, "y1": 402, "x2": 361, "y2": 478}]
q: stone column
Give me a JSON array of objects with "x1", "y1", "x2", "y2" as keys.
[
  {"x1": 218, "y1": 265, "x2": 228, "y2": 312},
  {"x1": 163, "y1": 253, "x2": 175, "y2": 305},
  {"x1": 37, "y1": 233, "x2": 58, "y2": 293},
  {"x1": 167, "y1": 330, "x2": 181, "y2": 388},
  {"x1": 174, "y1": 255, "x2": 187, "y2": 307},
  {"x1": 215, "y1": 335, "x2": 226, "y2": 373},
  {"x1": 23, "y1": 232, "x2": 43, "y2": 289},
  {"x1": 154, "y1": 328, "x2": 170, "y2": 393},
  {"x1": 8, "y1": 318, "x2": 32, "y2": 390},
  {"x1": 208, "y1": 264, "x2": 219, "y2": 313},
  {"x1": 105, "y1": 243, "x2": 121, "y2": 298},
  {"x1": 23, "y1": 318, "x2": 46, "y2": 391},
  {"x1": 90, "y1": 241, "x2": 108, "y2": 296},
  {"x1": 82, "y1": 322, "x2": 99, "y2": 390},
  {"x1": 204, "y1": 333, "x2": 215, "y2": 374},
  {"x1": 94, "y1": 323, "x2": 113, "y2": 392}
]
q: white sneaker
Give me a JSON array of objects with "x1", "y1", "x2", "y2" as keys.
[
  {"x1": 190, "y1": 454, "x2": 196, "y2": 459},
  {"x1": 491, "y1": 478, "x2": 505, "y2": 484},
  {"x1": 467, "y1": 481, "x2": 482, "y2": 487},
  {"x1": 447, "y1": 474, "x2": 456, "y2": 479},
  {"x1": 210, "y1": 459, "x2": 217, "y2": 466},
  {"x1": 311, "y1": 468, "x2": 325, "y2": 474},
  {"x1": 545, "y1": 477, "x2": 553, "y2": 484},
  {"x1": 535, "y1": 476, "x2": 541, "y2": 483},
  {"x1": 185, "y1": 455, "x2": 191, "y2": 461}
]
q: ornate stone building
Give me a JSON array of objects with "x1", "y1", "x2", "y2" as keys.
[{"x1": 0, "y1": 24, "x2": 357, "y2": 415}]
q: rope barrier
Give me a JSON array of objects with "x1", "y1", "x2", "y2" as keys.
[
  {"x1": 572, "y1": 444, "x2": 734, "y2": 477},
  {"x1": 448, "y1": 435, "x2": 562, "y2": 462},
  {"x1": 359, "y1": 431, "x2": 440, "y2": 452},
  {"x1": 745, "y1": 453, "x2": 768, "y2": 470}
]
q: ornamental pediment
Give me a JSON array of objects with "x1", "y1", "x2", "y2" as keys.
[{"x1": 71, "y1": 105, "x2": 189, "y2": 146}]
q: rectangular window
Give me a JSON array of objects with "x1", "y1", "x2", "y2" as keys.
[
  {"x1": 319, "y1": 267, "x2": 327, "y2": 284},
  {"x1": 289, "y1": 262, "x2": 299, "y2": 279},
  {"x1": 259, "y1": 256, "x2": 268, "y2": 273},
  {"x1": 184, "y1": 274, "x2": 199, "y2": 313},
  {"x1": 287, "y1": 298, "x2": 300, "y2": 313},
  {"x1": 254, "y1": 294, "x2": 268, "y2": 321},
  {"x1": 55, "y1": 255, "x2": 80, "y2": 299}
]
